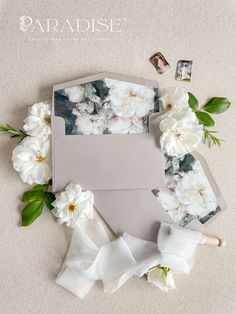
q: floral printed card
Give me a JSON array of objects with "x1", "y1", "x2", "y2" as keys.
[
  {"x1": 54, "y1": 78, "x2": 159, "y2": 135},
  {"x1": 152, "y1": 154, "x2": 222, "y2": 227}
]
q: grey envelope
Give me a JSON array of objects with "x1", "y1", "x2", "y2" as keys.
[
  {"x1": 52, "y1": 72, "x2": 226, "y2": 242},
  {"x1": 52, "y1": 73, "x2": 165, "y2": 192}
]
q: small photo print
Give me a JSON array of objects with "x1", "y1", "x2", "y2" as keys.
[
  {"x1": 176, "y1": 60, "x2": 193, "y2": 82},
  {"x1": 150, "y1": 52, "x2": 170, "y2": 74}
]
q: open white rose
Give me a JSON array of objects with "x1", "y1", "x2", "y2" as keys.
[
  {"x1": 65, "y1": 85, "x2": 85, "y2": 103},
  {"x1": 108, "y1": 116, "x2": 131, "y2": 134},
  {"x1": 147, "y1": 266, "x2": 176, "y2": 292},
  {"x1": 160, "y1": 87, "x2": 189, "y2": 118},
  {"x1": 108, "y1": 116, "x2": 145, "y2": 134},
  {"x1": 175, "y1": 167, "x2": 217, "y2": 217},
  {"x1": 160, "y1": 111, "x2": 203, "y2": 157},
  {"x1": 158, "y1": 189, "x2": 188, "y2": 222},
  {"x1": 75, "y1": 114, "x2": 107, "y2": 135},
  {"x1": 51, "y1": 183, "x2": 94, "y2": 228},
  {"x1": 23, "y1": 101, "x2": 51, "y2": 136},
  {"x1": 129, "y1": 116, "x2": 146, "y2": 133},
  {"x1": 107, "y1": 79, "x2": 155, "y2": 118},
  {"x1": 12, "y1": 135, "x2": 51, "y2": 185}
]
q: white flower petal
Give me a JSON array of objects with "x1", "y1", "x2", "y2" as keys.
[
  {"x1": 74, "y1": 113, "x2": 106, "y2": 135},
  {"x1": 160, "y1": 87, "x2": 189, "y2": 118},
  {"x1": 65, "y1": 86, "x2": 85, "y2": 103},
  {"x1": 147, "y1": 267, "x2": 176, "y2": 292},
  {"x1": 160, "y1": 111, "x2": 203, "y2": 158},
  {"x1": 108, "y1": 117, "x2": 131, "y2": 134},
  {"x1": 51, "y1": 183, "x2": 94, "y2": 228},
  {"x1": 23, "y1": 101, "x2": 51, "y2": 136},
  {"x1": 107, "y1": 81, "x2": 155, "y2": 118},
  {"x1": 12, "y1": 136, "x2": 52, "y2": 185},
  {"x1": 175, "y1": 164, "x2": 217, "y2": 217}
]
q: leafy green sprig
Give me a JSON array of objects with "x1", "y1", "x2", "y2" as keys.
[
  {"x1": 0, "y1": 124, "x2": 28, "y2": 142},
  {"x1": 188, "y1": 93, "x2": 231, "y2": 147},
  {"x1": 21, "y1": 180, "x2": 56, "y2": 226}
]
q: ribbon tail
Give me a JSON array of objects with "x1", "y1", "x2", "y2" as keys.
[
  {"x1": 56, "y1": 220, "x2": 110, "y2": 299},
  {"x1": 56, "y1": 267, "x2": 95, "y2": 299}
]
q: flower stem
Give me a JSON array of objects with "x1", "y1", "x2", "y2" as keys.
[{"x1": 0, "y1": 124, "x2": 28, "y2": 142}]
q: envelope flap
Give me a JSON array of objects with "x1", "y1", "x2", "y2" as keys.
[{"x1": 53, "y1": 133, "x2": 165, "y2": 192}]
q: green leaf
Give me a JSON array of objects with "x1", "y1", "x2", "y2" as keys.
[
  {"x1": 195, "y1": 111, "x2": 215, "y2": 127},
  {"x1": 204, "y1": 97, "x2": 231, "y2": 114},
  {"x1": 31, "y1": 184, "x2": 47, "y2": 191},
  {"x1": 21, "y1": 190, "x2": 44, "y2": 202},
  {"x1": 188, "y1": 92, "x2": 198, "y2": 111},
  {"x1": 21, "y1": 201, "x2": 43, "y2": 226},
  {"x1": 44, "y1": 192, "x2": 56, "y2": 210}
]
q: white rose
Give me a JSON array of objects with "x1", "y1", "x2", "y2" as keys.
[
  {"x1": 65, "y1": 85, "x2": 85, "y2": 103},
  {"x1": 23, "y1": 101, "x2": 51, "y2": 136},
  {"x1": 12, "y1": 135, "x2": 52, "y2": 185},
  {"x1": 107, "y1": 79, "x2": 155, "y2": 118},
  {"x1": 108, "y1": 116, "x2": 131, "y2": 134},
  {"x1": 51, "y1": 183, "x2": 94, "y2": 228},
  {"x1": 175, "y1": 168, "x2": 217, "y2": 217},
  {"x1": 147, "y1": 266, "x2": 176, "y2": 292},
  {"x1": 160, "y1": 110, "x2": 203, "y2": 158},
  {"x1": 160, "y1": 87, "x2": 189, "y2": 118},
  {"x1": 75, "y1": 114, "x2": 106, "y2": 135},
  {"x1": 158, "y1": 189, "x2": 188, "y2": 222},
  {"x1": 108, "y1": 116, "x2": 145, "y2": 134},
  {"x1": 129, "y1": 116, "x2": 146, "y2": 133}
]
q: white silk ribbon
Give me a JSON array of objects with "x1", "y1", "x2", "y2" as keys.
[{"x1": 56, "y1": 220, "x2": 202, "y2": 298}]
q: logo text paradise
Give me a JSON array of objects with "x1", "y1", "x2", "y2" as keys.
[{"x1": 19, "y1": 16, "x2": 125, "y2": 33}]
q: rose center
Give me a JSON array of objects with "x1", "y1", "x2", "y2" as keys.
[
  {"x1": 36, "y1": 155, "x2": 45, "y2": 163},
  {"x1": 167, "y1": 103, "x2": 173, "y2": 110},
  {"x1": 128, "y1": 91, "x2": 137, "y2": 98},
  {"x1": 68, "y1": 203, "x2": 76, "y2": 212},
  {"x1": 44, "y1": 115, "x2": 51, "y2": 125},
  {"x1": 174, "y1": 129, "x2": 183, "y2": 139},
  {"x1": 197, "y1": 187, "x2": 205, "y2": 197}
]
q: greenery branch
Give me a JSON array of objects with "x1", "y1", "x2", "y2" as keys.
[
  {"x1": 0, "y1": 124, "x2": 28, "y2": 142},
  {"x1": 188, "y1": 93, "x2": 231, "y2": 147}
]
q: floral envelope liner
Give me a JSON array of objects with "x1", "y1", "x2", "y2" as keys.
[
  {"x1": 54, "y1": 79, "x2": 221, "y2": 226},
  {"x1": 54, "y1": 78, "x2": 159, "y2": 135},
  {"x1": 152, "y1": 154, "x2": 221, "y2": 226}
]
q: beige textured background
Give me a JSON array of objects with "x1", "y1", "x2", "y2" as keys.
[{"x1": 0, "y1": 1, "x2": 236, "y2": 313}]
